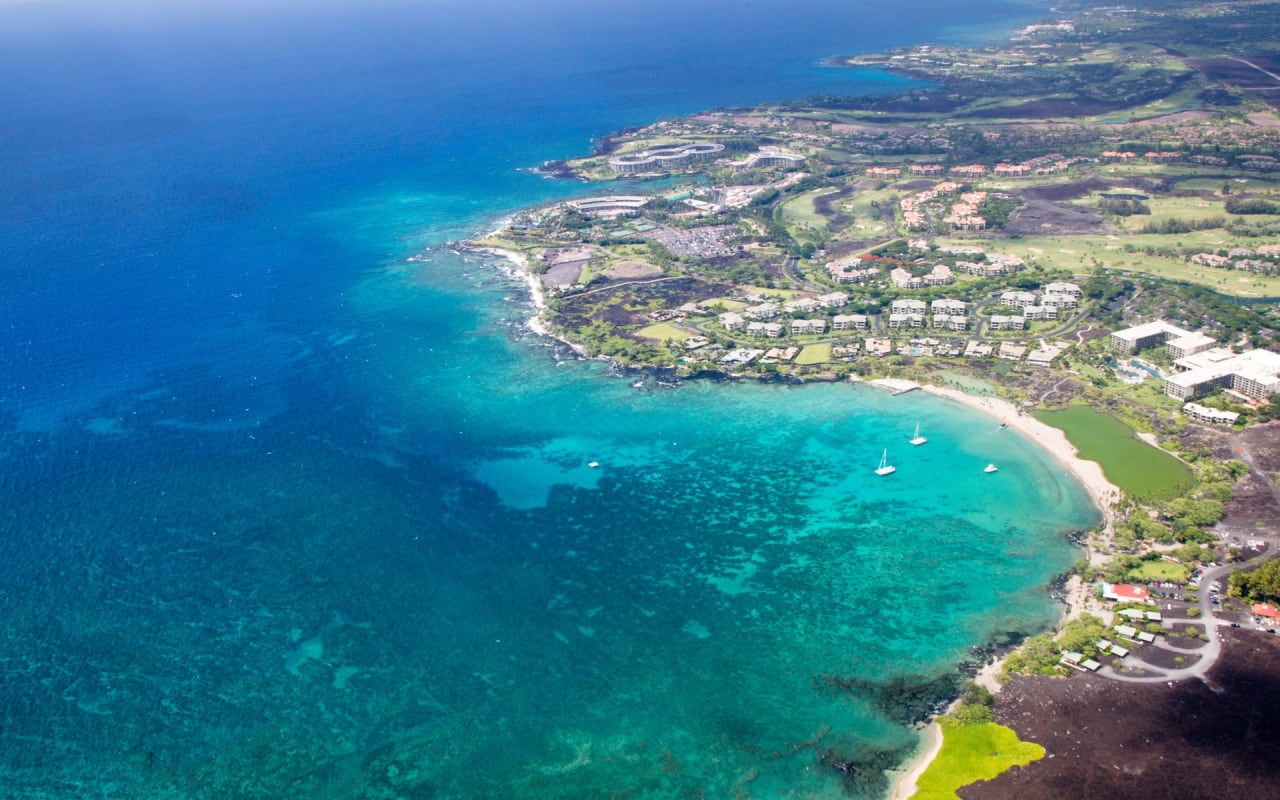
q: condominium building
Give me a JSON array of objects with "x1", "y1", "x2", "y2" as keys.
[
  {"x1": 832, "y1": 314, "x2": 868, "y2": 330},
  {"x1": 930, "y1": 299, "x2": 967, "y2": 316},
  {"x1": 608, "y1": 142, "x2": 726, "y2": 174},
  {"x1": 989, "y1": 315, "x2": 1026, "y2": 331},
  {"x1": 891, "y1": 299, "x2": 928, "y2": 315},
  {"x1": 999, "y1": 291, "x2": 1037, "y2": 308}
]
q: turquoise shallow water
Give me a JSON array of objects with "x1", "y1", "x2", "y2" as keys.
[{"x1": 0, "y1": 0, "x2": 1097, "y2": 796}]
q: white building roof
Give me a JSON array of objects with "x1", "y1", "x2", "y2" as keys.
[
  {"x1": 1113, "y1": 320, "x2": 1193, "y2": 342},
  {"x1": 1168, "y1": 348, "x2": 1280, "y2": 394},
  {"x1": 1167, "y1": 332, "x2": 1216, "y2": 351}
]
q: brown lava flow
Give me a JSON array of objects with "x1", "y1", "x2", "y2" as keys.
[{"x1": 961, "y1": 630, "x2": 1280, "y2": 800}]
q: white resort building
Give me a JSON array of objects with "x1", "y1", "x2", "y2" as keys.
[
  {"x1": 1109, "y1": 320, "x2": 1195, "y2": 353},
  {"x1": 608, "y1": 142, "x2": 726, "y2": 174},
  {"x1": 832, "y1": 314, "x2": 868, "y2": 330},
  {"x1": 566, "y1": 195, "x2": 650, "y2": 220},
  {"x1": 729, "y1": 146, "x2": 805, "y2": 170},
  {"x1": 826, "y1": 257, "x2": 880, "y2": 285}
]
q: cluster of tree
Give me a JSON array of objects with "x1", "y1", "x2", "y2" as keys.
[
  {"x1": 751, "y1": 187, "x2": 780, "y2": 207},
  {"x1": 1098, "y1": 197, "x2": 1151, "y2": 216},
  {"x1": 1226, "y1": 218, "x2": 1280, "y2": 238},
  {"x1": 1083, "y1": 273, "x2": 1134, "y2": 303},
  {"x1": 1138, "y1": 216, "x2": 1225, "y2": 234},
  {"x1": 978, "y1": 196, "x2": 1022, "y2": 229},
  {"x1": 950, "y1": 682, "x2": 995, "y2": 725},
  {"x1": 1162, "y1": 284, "x2": 1270, "y2": 343},
  {"x1": 1225, "y1": 196, "x2": 1280, "y2": 215},
  {"x1": 1111, "y1": 492, "x2": 1225, "y2": 549},
  {"x1": 1229, "y1": 556, "x2": 1280, "y2": 605},
  {"x1": 1252, "y1": 394, "x2": 1280, "y2": 423},
  {"x1": 870, "y1": 239, "x2": 911, "y2": 258},
  {"x1": 1002, "y1": 615, "x2": 1108, "y2": 677}
]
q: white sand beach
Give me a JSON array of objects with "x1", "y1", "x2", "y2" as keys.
[
  {"x1": 919, "y1": 384, "x2": 1122, "y2": 521},
  {"x1": 888, "y1": 721, "x2": 944, "y2": 800}
]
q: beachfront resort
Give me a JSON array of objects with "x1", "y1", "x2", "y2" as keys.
[{"x1": 460, "y1": 3, "x2": 1280, "y2": 796}]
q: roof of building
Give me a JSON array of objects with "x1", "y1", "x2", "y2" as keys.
[
  {"x1": 1103, "y1": 583, "x2": 1152, "y2": 602},
  {"x1": 1112, "y1": 320, "x2": 1193, "y2": 342},
  {"x1": 1167, "y1": 332, "x2": 1216, "y2": 351},
  {"x1": 1254, "y1": 603, "x2": 1280, "y2": 619},
  {"x1": 1167, "y1": 348, "x2": 1280, "y2": 393}
]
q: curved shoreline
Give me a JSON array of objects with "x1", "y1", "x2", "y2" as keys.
[
  {"x1": 468, "y1": 243, "x2": 1121, "y2": 800},
  {"x1": 918, "y1": 384, "x2": 1122, "y2": 524},
  {"x1": 472, "y1": 243, "x2": 1125, "y2": 526},
  {"x1": 888, "y1": 721, "x2": 944, "y2": 800}
]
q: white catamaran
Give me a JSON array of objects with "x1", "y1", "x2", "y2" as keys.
[
  {"x1": 875, "y1": 449, "x2": 896, "y2": 476},
  {"x1": 910, "y1": 422, "x2": 927, "y2": 446}
]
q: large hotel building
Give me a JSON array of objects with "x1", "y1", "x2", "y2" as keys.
[{"x1": 1110, "y1": 320, "x2": 1280, "y2": 401}]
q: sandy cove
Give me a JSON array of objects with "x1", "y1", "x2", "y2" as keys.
[
  {"x1": 888, "y1": 721, "x2": 943, "y2": 800},
  {"x1": 460, "y1": 253, "x2": 1123, "y2": 799},
  {"x1": 465, "y1": 244, "x2": 590, "y2": 355}
]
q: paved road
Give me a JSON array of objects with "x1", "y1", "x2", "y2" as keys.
[{"x1": 1096, "y1": 439, "x2": 1280, "y2": 684}]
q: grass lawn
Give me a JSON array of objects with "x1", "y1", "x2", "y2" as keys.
[
  {"x1": 796, "y1": 343, "x2": 832, "y2": 364},
  {"x1": 1121, "y1": 196, "x2": 1231, "y2": 229},
  {"x1": 1034, "y1": 405, "x2": 1194, "y2": 500},
  {"x1": 778, "y1": 188, "x2": 838, "y2": 240},
  {"x1": 1178, "y1": 176, "x2": 1280, "y2": 192},
  {"x1": 635, "y1": 322, "x2": 696, "y2": 342},
  {"x1": 702, "y1": 297, "x2": 748, "y2": 311},
  {"x1": 1128, "y1": 560, "x2": 1189, "y2": 583},
  {"x1": 913, "y1": 719, "x2": 1044, "y2": 800}
]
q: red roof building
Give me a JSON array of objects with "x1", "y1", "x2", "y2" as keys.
[
  {"x1": 1253, "y1": 603, "x2": 1280, "y2": 622},
  {"x1": 1102, "y1": 583, "x2": 1153, "y2": 604}
]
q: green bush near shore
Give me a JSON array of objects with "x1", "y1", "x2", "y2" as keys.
[
  {"x1": 1033, "y1": 405, "x2": 1194, "y2": 501},
  {"x1": 913, "y1": 718, "x2": 1045, "y2": 800}
]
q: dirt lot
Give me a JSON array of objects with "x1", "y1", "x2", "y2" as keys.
[
  {"x1": 1004, "y1": 196, "x2": 1111, "y2": 237},
  {"x1": 962, "y1": 630, "x2": 1280, "y2": 800},
  {"x1": 1225, "y1": 422, "x2": 1280, "y2": 531},
  {"x1": 1188, "y1": 56, "x2": 1280, "y2": 111},
  {"x1": 602, "y1": 261, "x2": 663, "y2": 280}
]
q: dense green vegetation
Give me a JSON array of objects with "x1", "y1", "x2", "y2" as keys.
[
  {"x1": 1230, "y1": 556, "x2": 1280, "y2": 605},
  {"x1": 1034, "y1": 406, "x2": 1195, "y2": 500}
]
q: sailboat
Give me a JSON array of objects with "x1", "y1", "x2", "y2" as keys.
[
  {"x1": 984, "y1": 463, "x2": 999, "y2": 473},
  {"x1": 910, "y1": 422, "x2": 927, "y2": 446},
  {"x1": 875, "y1": 449, "x2": 896, "y2": 476}
]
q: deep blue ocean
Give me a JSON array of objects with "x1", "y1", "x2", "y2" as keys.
[{"x1": 0, "y1": 1, "x2": 1096, "y2": 797}]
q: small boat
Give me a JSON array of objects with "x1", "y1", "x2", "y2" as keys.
[
  {"x1": 588, "y1": 461, "x2": 600, "y2": 469},
  {"x1": 998, "y1": 422, "x2": 1008, "y2": 430},
  {"x1": 875, "y1": 449, "x2": 896, "y2": 476},
  {"x1": 984, "y1": 463, "x2": 999, "y2": 473},
  {"x1": 910, "y1": 422, "x2": 927, "y2": 446}
]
